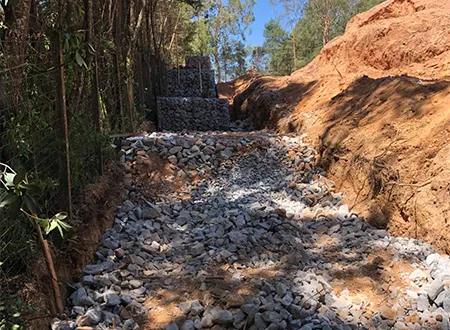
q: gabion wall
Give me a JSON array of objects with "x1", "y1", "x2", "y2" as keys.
[
  {"x1": 166, "y1": 69, "x2": 216, "y2": 98},
  {"x1": 185, "y1": 56, "x2": 212, "y2": 69},
  {"x1": 157, "y1": 97, "x2": 230, "y2": 131}
]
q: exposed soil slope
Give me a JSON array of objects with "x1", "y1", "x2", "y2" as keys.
[{"x1": 220, "y1": 0, "x2": 450, "y2": 253}]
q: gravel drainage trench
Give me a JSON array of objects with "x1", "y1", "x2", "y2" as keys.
[{"x1": 52, "y1": 130, "x2": 450, "y2": 330}]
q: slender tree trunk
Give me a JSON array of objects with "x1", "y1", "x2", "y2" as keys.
[
  {"x1": 292, "y1": 29, "x2": 297, "y2": 70},
  {"x1": 29, "y1": 218, "x2": 63, "y2": 314},
  {"x1": 114, "y1": 0, "x2": 124, "y2": 130},
  {"x1": 126, "y1": 58, "x2": 135, "y2": 131},
  {"x1": 322, "y1": 17, "x2": 331, "y2": 45},
  {"x1": 2, "y1": 0, "x2": 32, "y2": 108},
  {"x1": 137, "y1": 49, "x2": 145, "y2": 109},
  {"x1": 149, "y1": 0, "x2": 159, "y2": 57},
  {"x1": 214, "y1": 51, "x2": 221, "y2": 83},
  {"x1": 30, "y1": 0, "x2": 44, "y2": 53}
]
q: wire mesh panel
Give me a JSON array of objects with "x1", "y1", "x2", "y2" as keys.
[
  {"x1": 0, "y1": 41, "x2": 107, "y2": 293},
  {"x1": 0, "y1": 2, "x2": 169, "y2": 322},
  {"x1": 0, "y1": 43, "x2": 62, "y2": 290}
]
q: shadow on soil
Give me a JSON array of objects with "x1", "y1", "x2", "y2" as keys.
[
  {"x1": 316, "y1": 74, "x2": 450, "y2": 229},
  {"x1": 231, "y1": 77, "x2": 318, "y2": 131}
]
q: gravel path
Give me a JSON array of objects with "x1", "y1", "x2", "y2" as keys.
[{"x1": 53, "y1": 131, "x2": 450, "y2": 330}]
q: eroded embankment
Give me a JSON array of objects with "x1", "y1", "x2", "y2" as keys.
[
  {"x1": 26, "y1": 164, "x2": 124, "y2": 329},
  {"x1": 221, "y1": 0, "x2": 450, "y2": 254},
  {"x1": 226, "y1": 72, "x2": 450, "y2": 254}
]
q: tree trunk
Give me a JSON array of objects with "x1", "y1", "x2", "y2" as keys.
[
  {"x1": 125, "y1": 55, "x2": 135, "y2": 132},
  {"x1": 292, "y1": 29, "x2": 297, "y2": 70},
  {"x1": 2, "y1": 0, "x2": 32, "y2": 108},
  {"x1": 322, "y1": 18, "x2": 330, "y2": 45},
  {"x1": 149, "y1": 0, "x2": 160, "y2": 57},
  {"x1": 214, "y1": 52, "x2": 221, "y2": 83},
  {"x1": 114, "y1": 0, "x2": 124, "y2": 131},
  {"x1": 30, "y1": 218, "x2": 63, "y2": 314}
]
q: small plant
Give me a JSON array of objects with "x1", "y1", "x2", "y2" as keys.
[
  {"x1": 0, "y1": 163, "x2": 71, "y2": 313},
  {"x1": 0, "y1": 164, "x2": 71, "y2": 237},
  {"x1": 0, "y1": 294, "x2": 36, "y2": 330}
]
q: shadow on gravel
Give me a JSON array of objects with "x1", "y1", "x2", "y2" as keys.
[{"x1": 134, "y1": 143, "x2": 433, "y2": 330}]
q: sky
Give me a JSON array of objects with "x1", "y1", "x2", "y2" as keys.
[{"x1": 246, "y1": 0, "x2": 283, "y2": 47}]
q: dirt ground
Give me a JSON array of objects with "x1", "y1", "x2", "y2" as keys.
[
  {"x1": 219, "y1": 0, "x2": 450, "y2": 253},
  {"x1": 23, "y1": 163, "x2": 125, "y2": 329}
]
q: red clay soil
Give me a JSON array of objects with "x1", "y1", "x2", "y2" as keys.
[{"x1": 220, "y1": 0, "x2": 450, "y2": 253}]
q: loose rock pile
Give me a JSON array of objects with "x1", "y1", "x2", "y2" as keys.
[{"x1": 53, "y1": 131, "x2": 450, "y2": 330}]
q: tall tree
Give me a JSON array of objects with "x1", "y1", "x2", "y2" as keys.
[
  {"x1": 270, "y1": 0, "x2": 304, "y2": 70},
  {"x1": 202, "y1": 0, "x2": 255, "y2": 83},
  {"x1": 250, "y1": 46, "x2": 267, "y2": 73},
  {"x1": 230, "y1": 39, "x2": 248, "y2": 78},
  {"x1": 263, "y1": 19, "x2": 292, "y2": 75},
  {"x1": 262, "y1": 0, "x2": 385, "y2": 74},
  {"x1": 1, "y1": 0, "x2": 32, "y2": 107},
  {"x1": 190, "y1": 18, "x2": 213, "y2": 56},
  {"x1": 307, "y1": 0, "x2": 351, "y2": 46}
]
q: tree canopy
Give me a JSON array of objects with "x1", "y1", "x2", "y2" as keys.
[{"x1": 258, "y1": 0, "x2": 386, "y2": 76}]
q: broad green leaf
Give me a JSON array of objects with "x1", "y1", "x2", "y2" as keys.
[
  {"x1": 21, "y1": 183, "x2": 43, "y2": 194},
  {"x1": 75, "y1": 51, "x2": 84, "y2": 67},
  {"x1": 82, "y1": 58, "x2": 88, "y2": 69},
  {"x1": 13, "y1": 168, "x2": 26, "y2": 185},
  {"x1": 57, "y1": 222, "x2": 64, "y2": 238},
  {"x1": 53, "y1": 212, "x2": 68, "y2": 221},
  {"x1": 57, "y1": 220, "x2": 72, "y2": 230},
  {"x1": 35, "y1": 217, "x2": 50, "y2": 228},
  {"x1": 9, "y1": 197, "x2": 22, "y2": 219},
  {"x1": 64, "y1": 39, "x2": 70, "y2": 52},
  {"x1": 23, "y1": 194, "x2": 39, "y2": 215},
  {"x1": 88, "y1": 43, "x2": 96, "y2": 54},
  {"x1": 0, "y1": 191, "x2": 18, "y2": 208},
  {"x1": 46, "y1": 220, "x2": 58, "y2": 235},
  {"x1": 4, "y1": 173, "x2": 15, "y2": 186}
]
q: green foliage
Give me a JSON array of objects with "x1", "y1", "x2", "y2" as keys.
[
  {"x1": 68, "y1": 114, "x2": 111, "y2": 191},
  {"x1": 190, "y1": 18, "x2": 214, "y2": 57},
  {"x1": 262, "y1": 0, "x2": 386, "y2": 75},
  {"x1": 0, "y1": 294, "x2": 36, "y2": 330},
  {"x1": 220, "y1": 38, "x2": 249, "y2": 81},
  {"x1": 1, "y1": 92, "x2": 60, "y2": 172},
  {"x1": 0, "y1": 165, "x2": 72, "y2": 238},
  {"x1": 263, "y1": 19, "x2": 292, "y2": 75},
  {"x1": 200, "y1": 0, "x2": 256, "y2": 81},
  {"x1": 353, "y1": 0, "x2": 385, "y2": 14},
  {"x1": 63, "y1": 33, "x2": 95, "y2": 70},
  {"x1": 250, "y1": 46, "x2": 267, "y2": 72},
  {"x1": 0, "y1": 214, "x2": 36, "y2": 276},
  {"x1": 167, "y1": 2, "x2": 203, "y2": 66}
]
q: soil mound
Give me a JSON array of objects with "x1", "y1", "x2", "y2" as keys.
[
  {"x1": 223, "y1": 0, "x2": 450, "y2": 253},
  {"x1": 298, "y1": 0, "x2": 450, "y2": 80}
]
